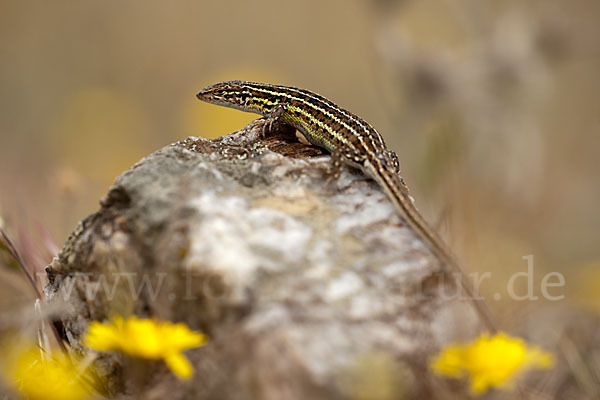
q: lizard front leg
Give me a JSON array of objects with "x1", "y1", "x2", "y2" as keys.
[
  {"x1": 324, "y1": 148, "x2": 345, "y2": 189},
  {"x1": 260, "y1": 104, "x2": 288, "y2": 138}
]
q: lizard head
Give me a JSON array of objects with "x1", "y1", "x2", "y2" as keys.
[{"x1": 196, "y1": 80, "x2": 255, "y2": 113}]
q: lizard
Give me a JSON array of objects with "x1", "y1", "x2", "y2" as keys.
[{"x1": 196, "y1": 80, "x2": 496, "y2": 332}]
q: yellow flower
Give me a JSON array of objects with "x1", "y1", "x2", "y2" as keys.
[
  {"x1": 84, "y1": 315, "x2": 207, "y2": 379},
  {"x1": 10, "y1": 347, "x2": 93, "y2": 400},
  {"x1": 431, "y1": 332, "x2": 554, "y2": 394}
]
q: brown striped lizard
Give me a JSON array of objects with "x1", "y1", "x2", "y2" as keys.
[{"x1": 196, "y1": 80, "x2": 496, "y2": 332}]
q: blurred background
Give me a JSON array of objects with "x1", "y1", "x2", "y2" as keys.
[{"x1": 0, "y1": 0, "x2": 599, "y2": 394}]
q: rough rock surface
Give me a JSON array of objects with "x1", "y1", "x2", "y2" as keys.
[{"x1": 45, "y1": 120, "x2": 482, "y2": 399}]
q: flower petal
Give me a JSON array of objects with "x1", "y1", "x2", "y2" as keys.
[{"x1": 164, "y1": 353, "x2": 194, "y2": 379}]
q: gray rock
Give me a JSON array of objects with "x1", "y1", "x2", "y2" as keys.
[{"x1": 45, "y1": 120, "x2": 481, "y2": 399}]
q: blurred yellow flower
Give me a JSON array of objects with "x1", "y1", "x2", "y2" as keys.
[
  {"x1": 431, "y1": 332, "x2": 554, "y2": 394},
  {"x1": 11, "y1": 347, "x2": 93, "y2": 400},
  {"x1": 85, "y1": 315, "x2": 207, "y2": 379}
]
